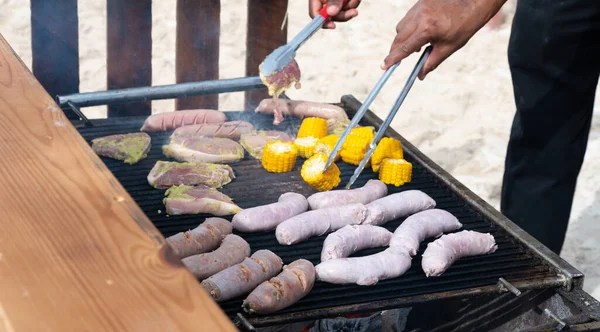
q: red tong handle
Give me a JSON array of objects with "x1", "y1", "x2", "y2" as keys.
[{"x1": 318, "y1": 0, "x2": 350, "y2": 20}]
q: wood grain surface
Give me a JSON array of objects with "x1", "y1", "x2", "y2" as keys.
[{"x1": 0, "y1": 33, "x2": 237, "y2": 332}]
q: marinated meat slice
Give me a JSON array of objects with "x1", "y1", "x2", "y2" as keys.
[
  {"x1": 163, "y1": 184, "x2": 242, "y2": 216},
  {"x1": 147, "y1": 161, "x2": 235, "y2": 189},
  {"x1": 91, "y1": 132, "x2": 151, "y2": 165},
  {"x1": 162, "y1": 136, "x2": 244, "y2": 163},
  {"x1": 170, "y1": 121, "x2": 254, "y2": 140},
  {"x1": 239, "y1": 130, "x2": 294, "y2": 159}
]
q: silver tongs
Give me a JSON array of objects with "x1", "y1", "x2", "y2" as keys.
[{"x1": 324, "y1": 45, "x2": 433, "y2": 189}]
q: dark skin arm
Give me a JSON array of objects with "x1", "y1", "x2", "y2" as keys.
[{"x1": 381, "y1": 0, "x2": 508, "y2": 79}]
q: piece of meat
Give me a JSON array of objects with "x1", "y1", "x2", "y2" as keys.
[
  {"x1": 275, "y1": 203, "x2": 368, "y2": 245},
  {"x1": 259, "y1": 59, "x2": 302, "y2": 126},
  {"x1": 182, "y1": 234, "x2": 251, "y2": 280},
  {"x1": 421, "y1": 230, "x2": 498, "y2": 277},
  {"x1": 91, "y1": 132, "x2": 151, "y2": 165},
  {"x1": 162, "y1": 136, "x2": 245, "y2": 163},
  {"x1": 255, "y1": 99, "x2": 349, "y2": 124},
  {"x1": 166, "y1": 217, "x2": 233, "y2": 259},
  {"x1": 170, "y1": 120, "x2": 254, "y2": 140},
  {"x1": 201, "y1": 250, "x2": 283, "y2": 302},
  {"x1": 239, "y1": 130, "x2": 294, "y2": 159},
  {"x1": 363, "y1": 190, "x2": 436, "y2": 226},
  {"x1": 321, "y1": 225, "x2": 393, "y2": 262},
  {"x1": 315, "y1": 246, "x2": 412, "y2": 285},
  {"x1": 242, "y1": 259, "x2": 315, "y2": 314},
  {"x1": 232, "y1": 193, "x2": 308, "y2": 232},
  {"x1": 140, "y1": 109, "x2": 227, "y2": 132},
  {"x1": 147, "y1": 161, "x2": 235, "y2": 189},
  {"x1": 163, "y1": 184, "x2": 242, "y2": 216},
  {"x1": 307, "y1": 179, "x2": 388, "y2": 210},
  {"x1": 389, "y1": 209, "x2": 463, "y2": 256}
]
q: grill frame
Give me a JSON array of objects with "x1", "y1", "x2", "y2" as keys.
[{"x1": 67, "y1": 90, "x2": 584, "y2": 329}]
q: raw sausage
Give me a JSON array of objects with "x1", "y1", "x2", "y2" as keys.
[
  {"x1": 307, "y1": 179, "x2": 388, "y2": 210},
  {"x1": 201, "y1": 250, "x2": 283, "y2": 302},
  {"x1": 170, "y1": 120, "x2": 254, "y2": 140},
  {"x1": 363, "y1": 190, "x2": 436, "y2": 226},
  {"x1": 242, "y1": 259, "x2": 315, "y2": 314},
  {"x1": 255, "y1": 99, "x2": 349, "y2": 123},
  {"x1": 166, "y1": 217, "x2": 233, "y2": 259},
  {"x1": 232, "y1": 193, "x2": 308, "y2": 232},
  {"x1": 321, "y1": 225, "x2": 393, "y2": 262},
  {"x1": 275, "y1": 203, "x2": 368, "y2": 245},
  {"x1": 390, "y1": 209, "x2": 462, "y2": 256},
  {"x1": 421, "y1": 230, "x2": 498, "y2": 277},
  {"x1": 140, "y1": 109, "x2": 226, "y2": 132},
  {"x1": 182, "y1": 234, "x2": 251, "y2": 280},
  {"x1": 315, "y1": 246, "x2": 412, "y2": 285}
]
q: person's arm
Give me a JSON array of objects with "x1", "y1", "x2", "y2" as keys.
[
  {"x1": 382, "y1": 0, "x2": 508, "y2": 79},
  {"x1": 309, "y1": 0, "x2": 362, "y2": 29}
]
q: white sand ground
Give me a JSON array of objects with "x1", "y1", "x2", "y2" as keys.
[{"x1": 2, "y1": 0, "x2": 599, "y2": 298}]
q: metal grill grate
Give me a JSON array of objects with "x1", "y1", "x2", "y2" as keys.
[{"x1": 76, "y1": 108, "x2": 560, "y2": 326}]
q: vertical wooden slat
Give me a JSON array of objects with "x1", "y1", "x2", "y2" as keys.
[
  {"x1": 245, "y1": 0, "x2": 289, "y2": 110},
  {"x1": 30, "y1": 0, "x2": 79, "y2": 120},
  {"x1": 107, "y1": 0, "x2": 152, "y2": 117},
  {"x1": 175, "y1": 0, "x2": 220, "y2": 110}
]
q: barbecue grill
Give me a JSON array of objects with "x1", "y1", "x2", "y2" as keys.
[{"x1": 58, "y1": 78, "x2": 600, "y2": 331}]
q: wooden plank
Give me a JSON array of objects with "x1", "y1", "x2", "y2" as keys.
[
  {"x1": 30, "y1": 0, "x2": 80, "y2": 120},
  {"x1": 107, "y1": 0, "x2": 152, "y2": 117},
  {"x1": 245, "y1": 0, "x2": 289, "y2": 110},
  {"x1": 175, "y1": 0, "x2": 220, "y2": 110},
  {"x1": 0, "y1": 33, "x2": 236, "y2": 332}
]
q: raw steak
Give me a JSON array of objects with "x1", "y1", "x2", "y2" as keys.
[
  {"x1": 163, "y1": 184, "x2": 242, "y2": 216},
  {"x1": 91, "y1": 132, "x2": 151, "y2": 165},
  {"x1": 147, "y1": 161, "x2": 235, "y2": 189},
  {"x1": 162, "y1": 136, "x2": 245, "y2": 163},
  {"x1": 239, "y1": 130, "x2": 293, "y2": 159}
]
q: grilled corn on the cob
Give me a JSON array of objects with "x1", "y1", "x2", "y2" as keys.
[
  {"x1": 315, "y1": 134, "x2": 341, "y2": 161},
  {"x1": 294, "y1": 137, "x2": 319, "y2": 158},
  {"x1": 340, "y1": 127, "x2": 375, "y2": 165},
  {"x1": 378, "y1": 158, "x2": 412, "y2": 186},
  {"x1": 300, "y1": 153, "x2": 341, "y2": 191},
  {"x1": 371, "y1": 137, "x2": 404, "y2": 172},
  {"x1": 261, "y1": 140, "x2": 298, "y2": 173},
  {"x1": 297, "y1": 117, "x2": 328, "y2": 139}
]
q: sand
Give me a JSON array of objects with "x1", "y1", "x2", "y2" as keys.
[{"x1": 2, "y1": 0, "x2": 599, "y2": 299}]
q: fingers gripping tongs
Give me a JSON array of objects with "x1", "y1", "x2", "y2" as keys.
[{"x1": 324, "y1": 46, "x2": 433, "y2": 189}]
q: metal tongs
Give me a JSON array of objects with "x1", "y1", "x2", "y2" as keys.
[
  {"x1": 259, "y1": 0, "x2": 350, "y2": 79},
  {"x1": 324, "y1": 46, "x2": 433, "y2": 189}
]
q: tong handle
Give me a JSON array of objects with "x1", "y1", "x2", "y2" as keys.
[{"x1": 318, "y1": 0, "x2": 350, "y2": 20}]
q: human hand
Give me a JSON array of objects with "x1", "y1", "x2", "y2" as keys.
[
  {"x1": 309, "y1": 0, "x2": 362, "y2": 29},
  {"x1": 382, "y1": 0, "x2": 506, "y2": 79}
]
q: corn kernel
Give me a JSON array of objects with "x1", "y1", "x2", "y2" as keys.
[
  {"x1": 261, "y1": 141, "x2": 298, "y2": 173},
  {"x1": 379, "y1": 158, "x2": 412, "y2": 186},
  {"x1": 315, "y1": 134, "x2": 341, "y2": 162},
  {"x1": 340, "y1": 127, "x2": 374, "y2": 165},
  {"x1": 301, "y1": 153, "x2": 341, "y2": 191},
  {"x1": 297, "y1": 117, "x2": 328, "y2": 139},
  {"x1": 294, "y1": 137, "x2": 319, "y2": 158},
  {"x1": 371, "y1": 137, "x2": 404, "y2": 172}
]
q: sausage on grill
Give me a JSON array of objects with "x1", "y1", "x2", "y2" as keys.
[
  {"x1": 389, "y1": 209, "x2": 462, "y2": 256},
  {"x1": 321, "y1": 224, "x2": 393, "y2": 262},
  {"x1": 255, "y1": 99, "x2": 349, "y2": 122},
  {"x1": 231, "y1": 193, "x2": 308, "y2": 232},
  {"x1": 140, "y1": 109, "x2": 226, "y2": 132},
  {"x1": 363, "y1": 190, "x2": 436, "y2": 226},
  {"x1": 182, "y1": 234, "x2": 250, "y2": 280},
  {"x1": 421, "y1": 230, "x2": 498, "y2": 277},
  {"x1": 166, "y1": 217, "x2": 233, "y2": 259},
  {"x1": 307, "y1": 179, "x2": 388, "y2": 210},
  {"x1": 242, "y1": 259, "x2": 315, "y2": 314},
  {"x1": 170, "y1": 120, "x2": 254, "y2": 140}
]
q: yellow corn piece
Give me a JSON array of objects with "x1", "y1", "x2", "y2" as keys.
[
  {"x1": 315, "y1": 134, "x2": 341, "y2": 161},
  {"x1": 340, "y1": 127, "x2": 375, "y2": 165},
  {"x1": 379, "y1": 158, "x2": 412, "y2": 186},
  {"x1": 261, "y1": 140, "x2": 298, "y2": 173},
  {"x1": 294, "y1": 137, "x2": 319, "y2": 158},
  {"x1": 297, "y1": 117, "x2": 328, "y2": 139},
  {"x1": 301, "y1": 153, "x2": 341, "y2": 191},
  {"x1": 371, "y1": 137, "x2": 404, "y2": 172}
]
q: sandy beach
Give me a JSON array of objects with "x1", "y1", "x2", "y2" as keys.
[{"x1": 2, "y1": 0, "x2": 599, "y2": 299}]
